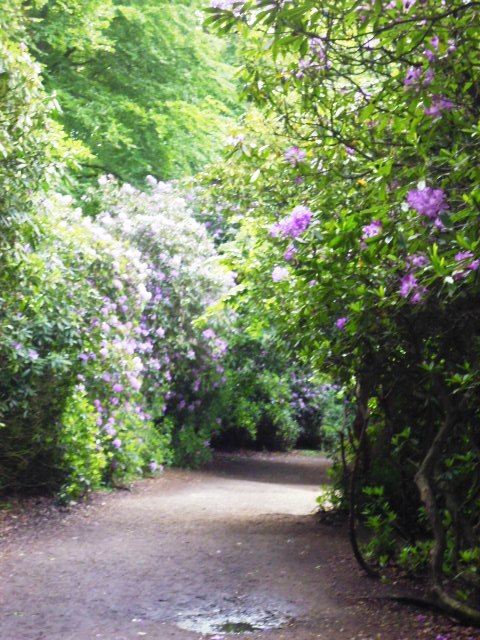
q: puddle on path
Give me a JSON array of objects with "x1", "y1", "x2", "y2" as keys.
[{"x1": 175, "y1": 607, "x2": 292, "y2": 635}]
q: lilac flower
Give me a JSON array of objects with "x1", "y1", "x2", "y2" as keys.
[
  {"x1": 309, "y1": 37, "x2": 325, "y2": 60},
  {"x1": 272, "y1": 266, "x2": 290, "y2": 282},
  {"x1": 404, "y1": 66, "x2": 422, "y2": 86},
  {"x1": 28, "y1": 349, "x2": 39, "y2": 361},
  {"x1": 345, "y1": 146, "x2": 355, "y2": 156},
  {"x1": 112, "y1": 383, "x2": 124, "y2": 393},
  {"x1": 335, "y1": 317, "x2": 348, "y2": 331},
  {"x1": 423, "y1": 49, "x2": 435, "y2": 63},
  {"x1": 423, "y1": 95, "x2": 454, "y2": 117},
  {"x1": 202, "y1": 328, "x2": 216, "y2": 340},
  {"x1": 271, "y1": 205, "x2": 313, "y2": 238},
  {"x1": 362, "y1": 220, "x2": 382, "y2": 239},
  {"x1": 455, "y1": 251, "x2": 474, "y2": 262},
  {"x1": 407, "y1": 253, "x2": 428, "y2": 269},
  {"x1": 283, "y1": 245, "x2": 297, "y2": 261},
  {"x1": 112, "y1": 438, "x2": 122, "y2": 449},
  {"x1": 149, "y1": 462, "x2": 159, "y2": 472},
  {"x1": 411, "y1": 286, "x2": 427, "y2": 304},
  {"x1": 424, "y1": 69, "x2": 434, "y2": 85},
  {"x1": 284, "y1": 146, "x2": 306, "y2": 166},
  {"x1": 469, "y1": 259, "x2": 480, "y2": 271},
  {"x1": 407, "y1": 186, "x2": 448, "y2": 220},
  {"x1": 101, "y1": 322, "x2": 111, "y2": 334},
  {"x1": 400, "y1": 273, "x2": 418, "y2": 298},
  {"x1": 13, "y1": 342, "x2": 22, "y2": 351}
]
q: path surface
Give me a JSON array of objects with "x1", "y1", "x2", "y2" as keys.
[{"x1": 0, "y1": 453, "x2": 476, "y2": 640}]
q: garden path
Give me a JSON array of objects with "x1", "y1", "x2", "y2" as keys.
[{"x1": 0, "y1": 452, "x2": 475, "y2": 640}]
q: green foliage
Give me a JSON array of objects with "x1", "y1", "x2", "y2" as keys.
[
  {"x1": 205, "y1": 0, "x2": 480, "y2": 616},
  {"x1": 27, "y1": 0, "x2": 240, "y2": 190}
]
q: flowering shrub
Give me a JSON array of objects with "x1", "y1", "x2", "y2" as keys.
[
  {"x1": 96, "y1": 177, "x2": 234, "y2": 466},
  {"x1": 206, "y1": 0, "x2": 480, "y2": 623}
]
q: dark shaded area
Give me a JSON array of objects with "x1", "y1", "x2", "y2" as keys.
[{"x1": 203, "y1": 452, "x2": 331, "y2": 487}]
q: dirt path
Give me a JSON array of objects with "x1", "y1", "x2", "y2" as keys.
[{"x1": 0, "y1": 453, "x2": 478, "y2": 640}]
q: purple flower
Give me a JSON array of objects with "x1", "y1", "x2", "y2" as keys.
[
  {"x1": 407, "y1": 253, "x2": 428, "y2": 269},
  {"x1": 149, "y1": 462, "x2": 159, "y2": 472},
  {"x1": 283, "y1": 245, "x2": 297, "y2": 261},
  {"x1": 202, "y1": 328, "x2": 216, "y2": 340},
  {"x1": 112, "y1": 438, "x2": 122, "y2": 449},
  {"x1": 407, "y1": 186, "x2": 448, "y2": 220},
  {"x1": 400, "y1": 273, "x2": 418, "y2": 298},
  {"x1": 411, "y1": 286, "x2": 427, "y2": 304},
  {"x1": 284, "y1": 146, "x2": 306, "y2": 166},
  {"x1": 424, "y1": 96, "x2": 454, "y2": 117},
  {"x1": 335, "y1": 317, "x2": 348, "y2": 331},
  {"x1": 362, "y1": 220, "x2": 382, "y2": 239},
  {"x1": 423, "y1": 49, "x2": 435, "y2": 63},
  {"x1": 424, "y1": 69, "x2": 434, "y2": 85},
  {"x1": 404, "y1": 67, "x2": 422, "y2": 86},
  {"x1": 28, "y1": 349, "x2": 39, "y2": 361},
  {"x1": 112, "y1": 383, "x2": 124, "y2": 393},
  {"x1": 272, "y1": 266, "x2": 290, "y2": 282},
  {"x1": 271, "y1": 205, "x2": 313, "y2": 238},
  {"x1": 455, "y1": 251, "x2": 474, "y2": 262},
  {"x1": 468, "y1": 259, "x2": 480, "y2": 271}
]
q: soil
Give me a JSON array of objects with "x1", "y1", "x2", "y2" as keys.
[{"x1": 0, "y1": 451, "x2": 479, "y2": 640}]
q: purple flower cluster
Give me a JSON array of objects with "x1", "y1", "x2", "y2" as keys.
[
  {"x1": 284, "y1": 146, "x2": 306, "y2": 166},
  {"x1": 362, "y1": 220, "x2": 382, "y2": 240},
  {"x1": 399, "y1": 273, "x2": 426, "y2": 304},
  {"x1": 453, "y1": 251, "x2": 479, "y2": 279},
  {"x1": 283, "y1": 245, "x2": 297, "y2": 261},
  {"x1": 271, "y1": 205, "x2": 313, "y2": 239},
  {"x1": 423, "y1": 95, "x2": 454, "y2": 117},
  {"x1": 406, "y1": 186, "x2": 448, "y2": 221},
  {"x1": 399, "y1": 251, "x2": 431, "y2": 304}
]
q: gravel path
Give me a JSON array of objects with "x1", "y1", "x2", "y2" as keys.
[{"x1": 0, "y1": 452, "x2": 478, "y2": 640}]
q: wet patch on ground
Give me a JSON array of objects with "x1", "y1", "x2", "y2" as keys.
[{"x1": 174, "y1": 606, "x2": 292, "y2": 635}]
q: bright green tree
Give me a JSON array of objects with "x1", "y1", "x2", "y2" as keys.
[{"x1": 27, "y1": 0, "x2": 240, "y2": 189}]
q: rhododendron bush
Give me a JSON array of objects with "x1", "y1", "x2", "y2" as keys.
[
  {"x1": 0, "y1": 180, "x2": 235, "y2": 497},
  {"x1": 205, "y1": 0, "x2": 480, "y2": 623}
]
